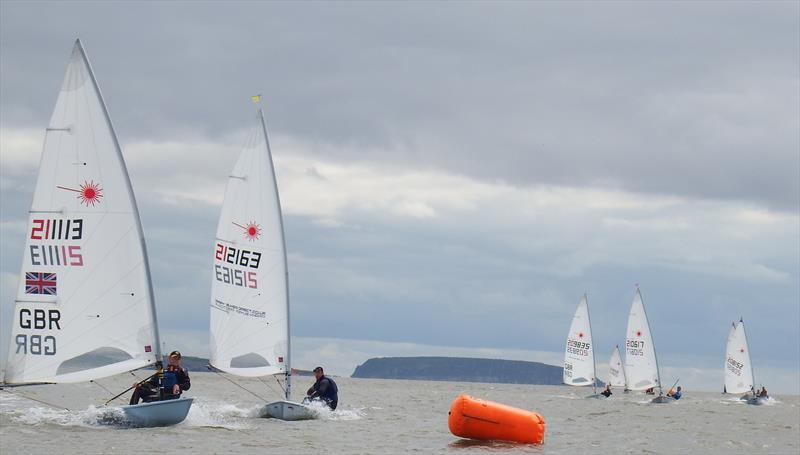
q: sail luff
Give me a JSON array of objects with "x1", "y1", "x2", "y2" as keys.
[
  {"x1": 258, "y1": 107, "x2": 292, "y2": 401},
  {"x1": 637, "y1": 289, "x2": 663, "y2": 395},
  {"x1": 74, "y1": 39, "x2": 163, "y2": 361},
  {"x1": 585, "y1": 294, "x2": 597, "y2": 392}
]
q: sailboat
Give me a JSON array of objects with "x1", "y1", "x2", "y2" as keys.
[
  {"x1": 209, "y1": 102, "x2": 315, "y2": 421},
  {"x1": 607, "y1": 345, "x2": 628, "y2": 392},
  {"x1": 1, "y1": 40, "x2": 192, "y2": 426},
  {"x1": 624, "y1": 287, "x2": 671, "y2": 403},
  {"x1": 725, "y1": 319, "x2": 766, "y2": 405},
  {"x1": 563, "y1": 295, "x2": 601, "y2": 398}
]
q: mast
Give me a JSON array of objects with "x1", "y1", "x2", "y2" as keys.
[
  {"x1": 585, "y1": 293, "x2": 597, "y2": 394},
  {"x1": 620, "y1": 345, "x2": 628, "y2": 389},
  {"x1": 257, "y1": 106, "x2": 292, "y2": 401},
  {"x1": 76, "y1": 39, "x2": 162, "y2": 363}
]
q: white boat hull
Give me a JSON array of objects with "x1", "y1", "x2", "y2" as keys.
[
  {"x1": 120, "y1": 397, "x2": 193, "y2": 427},
  {"x1": 261, "y1": 400, "x2": 317, "y2": 421}
]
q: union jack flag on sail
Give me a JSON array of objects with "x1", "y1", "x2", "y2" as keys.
[{"x1": 25, "y1": 272, "x2": 57, "y2": 295}]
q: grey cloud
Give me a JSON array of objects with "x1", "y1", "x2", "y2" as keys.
[
  {"x1": 1, "y1": 1, "x2": 798, "y2": 379},
  {"x1": 1, "y1": 1, "x2": 798, "y2": 210},
  {"x1": 1, "y1": 160, "x2": 798, "y2": 370}
]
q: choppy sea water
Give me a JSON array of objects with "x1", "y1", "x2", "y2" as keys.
[{"x1": 1, "y1": 373, "x2": 798, "y2": 454}]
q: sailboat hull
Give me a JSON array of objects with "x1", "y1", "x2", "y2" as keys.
[
  {"x1": 120, "y1": 397, "x2": 193, "y2": 427},
  {"x1": 743, "y1": 396, "x2": 769, "y2": 405},
  {"x1": 261, "y1": 400, "x2": 318, "y2": 421},
  {"x1": 650, "y1": 395, "x2": 674, "y2": 404}
]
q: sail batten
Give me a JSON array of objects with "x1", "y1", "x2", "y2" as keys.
[{"x1": 3, "y1": 40, "x2": 160, "y2": 385}]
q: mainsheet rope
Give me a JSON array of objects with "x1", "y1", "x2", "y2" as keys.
[
  {"x1": 206, "y1": 366, "x2": 271, "y2": 403},
  {"x1": 0, "y1": 387, "x2": 70, "y2": 411}
]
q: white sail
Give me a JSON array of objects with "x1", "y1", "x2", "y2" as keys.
[
  {"x1": 563, "y1": 295, "x2": 596, "y2": 387},
  {"x1": 607, "y1": 345, "x2": 627, "y2": 388},
  {"x1": 209, "y1": 109, "x2": 289, "y2": 380},
  {"x1": 623, "y1": 288, "x2": 661, "y2": 391},
  {"x1": 725, "y1": 319, "x2": 755, "y2": 394},
  {"x1": 3, "y1": 40, "x2": 160, "y2": 384}
]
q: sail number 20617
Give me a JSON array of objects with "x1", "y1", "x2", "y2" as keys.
[{"x1": 626, "y1": 339, "x2": 645, "y2": 356}]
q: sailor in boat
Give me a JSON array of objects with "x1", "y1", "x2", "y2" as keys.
[
  {"x1": 305, "y1": 366, "x2": 338, "y2": 410},
  {"x1": 130, "y1": 351, "x2": 191, "y2": 404},
  {"x1": 601, "y1": 384, "x2": 612, "y2": 398},
  {"x1": 644, "y1": 387, "x2": 655, "y2": 395},
  {"x1": 667, "y1": 386, "x2": 683, "y2": 400},
  {"x1": 758, "y1": 386, "x2": 768, "y2": 398}
]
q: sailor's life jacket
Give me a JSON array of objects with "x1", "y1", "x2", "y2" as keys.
[
  {"x1": 147, "y1": 366, "x2": 191, "y2": 399},
  {"x1": 307, "y1": 375, "x2": 338, "y2": 410}
]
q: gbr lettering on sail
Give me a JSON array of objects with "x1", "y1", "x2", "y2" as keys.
[{"x1": 15, "y1": 217, "x2": 85, "y2": 356}]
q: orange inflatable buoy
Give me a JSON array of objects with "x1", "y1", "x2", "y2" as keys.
[{"x1": 448, "y1": 394, "x2": 545, "y2": 444}]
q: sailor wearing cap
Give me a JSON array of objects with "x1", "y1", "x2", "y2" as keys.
[{"x1": 129, "y1": 350, "x2": 191, "y2": 404}]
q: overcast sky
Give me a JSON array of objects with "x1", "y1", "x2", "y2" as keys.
[{"x1": 1, "y1": 1, "x2": 798, "y2": 393}]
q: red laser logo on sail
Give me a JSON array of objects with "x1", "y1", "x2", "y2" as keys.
[
  {"x1": 578, "y1": 332, "x2": 584, "y2": 338},
  {"x1": 233, "y1": 221, "x2": 261, "y2": 241},
  {"x1": 57, "y1": 180, "x2": 103, "y2": 206},
  {"x1": 636, "y1": 330, "x2": 642, "y2": 337}
]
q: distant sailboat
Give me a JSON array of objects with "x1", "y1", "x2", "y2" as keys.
[
  {"x1": 725, "y1": 319, "x2": 766, "y2": 405},
  {"x1": 624, "y1": 287, "x2": 671, "y2": 403},
  {"x1": 209, "y1": 102, "x2": 315, "y2": 420},
  {"x1": 1, "y1": 40, "x2": 192, "y2": 426},
  {"x1": 607, "y1": 345, "x2": 628, "y2": 391},
  {"x1": 563, "y1": 295, "x2": 601, "y2": 398}
]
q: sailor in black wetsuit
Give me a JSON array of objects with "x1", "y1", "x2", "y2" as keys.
[
  {"x1": 306, "y1": 366, "x2": 338, "y2": 410},
  {"x1": 129, "y1": 351, "x2": 191, "y2": 405},
  {"x1": 601, "y1": 384, "x2": 612, "y2": 397}
]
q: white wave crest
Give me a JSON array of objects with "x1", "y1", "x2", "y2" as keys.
[{"x1": 181, "y1": 398, "x2": 259, "y2": 429}]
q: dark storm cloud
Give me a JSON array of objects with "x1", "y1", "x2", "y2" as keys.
[{"x1": 1, "y1": 1, "x2": 798, "y2": 210}]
